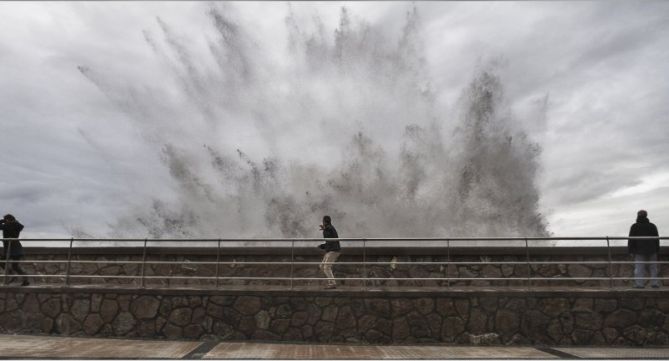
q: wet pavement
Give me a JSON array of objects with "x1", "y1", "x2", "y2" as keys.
[{"x1": 0, "y1": 334, "x2": 667, "y2": 359}]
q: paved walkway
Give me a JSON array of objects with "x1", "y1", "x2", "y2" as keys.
[{"x1": 0, "y1": 335, "x2": 668, "y2": 359}]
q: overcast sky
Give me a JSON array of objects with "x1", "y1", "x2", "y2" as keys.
[{"x1": 1, "y1": 1, "x2": 668, "y2": 240}]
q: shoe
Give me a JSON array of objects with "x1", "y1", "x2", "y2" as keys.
[
  {"x1": 651, "y1": 284, "x2": 660, "y2": 289},
  {"x1": 20, "y1": 280, "x2": 29, "y2": 286},
  {"x1": 634, "y1": 285, "x2": 644, "y2": 289},
  {"x1": 324, "y1": 284, "x2": 337, "y2": 289}
]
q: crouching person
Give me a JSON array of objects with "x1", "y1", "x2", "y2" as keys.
[{"x1": 318, "y1": 215, "x2": 340, "y2": 289}]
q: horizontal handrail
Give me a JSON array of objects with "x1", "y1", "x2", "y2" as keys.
[
  {"x1": 2, "y1": 236, "x2": 666, "y2": 290},
  {"x1": 6, "y1": 236, "x2": 669, "y2": 242}
]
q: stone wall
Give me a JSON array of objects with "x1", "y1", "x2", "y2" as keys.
[
  {"x1": 14, "y1": 246, "x2": 668, "y2": 288},
  {"x1": 0, "y1": 288, "x2": 668, "y2": 346}
]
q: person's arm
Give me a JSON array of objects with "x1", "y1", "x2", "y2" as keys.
[
  {"x1": 16, "y1": 222, "x2": 24, "y2": 233},
  {"x1": 653, "y1": 224, "x2": 660, "y2": 254},
  {"x1": 628, "y1": 224, "x2": 637, "y2": 254}
]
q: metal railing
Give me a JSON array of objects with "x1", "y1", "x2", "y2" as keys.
[{"x1": 1, "y1": 237, "x2": 667, "y2": 290}]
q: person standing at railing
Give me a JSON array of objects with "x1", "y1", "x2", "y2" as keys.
[
  {"x1": 628, "y1": 210, "x2": 660, "y2": 289},
  {"x1": 318, "y1": 215, "x2": 340, "y2": 289},
  {"x1": 0, "y1": 214, "x2": 29, "y2": 286}
]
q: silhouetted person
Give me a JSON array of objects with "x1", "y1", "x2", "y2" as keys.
[
  {"x1": 628, "y1": 210, "x2": 660, "y2": 288},
  {"x1": 0, "y1": 214, "x2": 29, "y2": 286},
  {"x1": 318, "y1": 215, "x2": 340, "y2": 289}
]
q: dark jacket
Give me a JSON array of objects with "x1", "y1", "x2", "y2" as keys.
[
  {"x1": 321, "y1": 224, "x2": 341, "y2": 252},
  {"x1": 0, "y1": 220, "x2": 24, "y2": 257},
  {"x1": 628, "y1": 217, "x2": 659, "y2": 255}
]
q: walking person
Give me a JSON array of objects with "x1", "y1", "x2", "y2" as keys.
[
  {"x1": 318, "y1": 215, "x2": 340, "y2": 289},
  {"x1": 0, "y1": 214, "x2": 29, "y2": 286},
  {"x1": 628, "y1": 210, "x2": 660, "y2": 288}
]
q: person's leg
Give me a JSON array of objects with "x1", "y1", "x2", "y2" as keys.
[
  {"x1": 634, "y1": 254, "x2": 646, "y2": 288},
  {"x1": 10, "y1": 256, "x2": 28, "y2": 285},
  {"x1": 649, "y1": 253, "x2": 660, "y2": 288},
  {"x1": 322, "y1": 251, "x2": 340, "y2": 287}
]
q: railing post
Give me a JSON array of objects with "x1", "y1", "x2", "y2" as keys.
[
  {"x1": 525, "y1": 238, "x2": 531, "y2": 289},
  {"x1": 606, "y1": 236, "x2": 613, "y2": 289},
  {"x1": 363, "y1": 238, "x2": 367, "y2": 290},
  {"x1": 65, "y1": 238, "x2": 73, "y2": 286},
  {"x1": 290, "y1": 239, "x2": 295, "y2": 290},
  {"x1": 140, "y1": 238, "x2": 148, "y2": 288},
  {"x1": 446, "y1": 239, "x2": 451, "y2": 288},
  {"x1": 3, "y1": 240, "x2": 12, "y2": 285},
  {"x1": 215, "y1": 239, "x2": 221, "y2": 289}
]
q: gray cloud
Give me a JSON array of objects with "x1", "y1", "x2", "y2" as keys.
[{"x1": 0, "y1": 2, "x2": 668, "y2": 238}]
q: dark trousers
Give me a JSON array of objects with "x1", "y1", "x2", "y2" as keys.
[{"x1": 0, "y1": 255, "x2": 28, "y2": 283}]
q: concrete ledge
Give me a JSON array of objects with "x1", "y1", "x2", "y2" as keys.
[{"x1": 3, "y1": 284, "x2": 669, "y2": 298}]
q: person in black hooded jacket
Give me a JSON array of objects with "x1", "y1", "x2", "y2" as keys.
[
  {"x1": 628, "y1": 210, "x2": 660, "y2": 288},
  {"x1": 318, "y1": 215, "x2": 340, "y2": 289},
  {"x1": 0, "y1": 214, "x2": 29, "y2": 286}
]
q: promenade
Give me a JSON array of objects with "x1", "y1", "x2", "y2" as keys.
[{"x1": 0, "y1": 334, "x2": 668, "y2": 359}]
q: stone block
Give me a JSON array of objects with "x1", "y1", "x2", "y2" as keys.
[
  {"x1": 414, "y1": 298, "x2": 434, "y2": 315},
  {"x1": 254, "y1": 310, "x2": 270, "y2": 329},
  {"x1": 391, "y1": 299, "x2": 413, "y2": 317},
  {"x1": 315, "y1": 321, "x2": 334, "y2": 341},
  {"x1": 455, "y1": 299, "x2": 470, "y2": 320},
  {"x1": 321, "y1": 305, "x2": 338, "y2": 322},
  {"x1": 573, "y1": 311, "x2": 603, "y2": 330},
  {"x1": 594, "y1": 299, "x2": 617, "y2": 313},
  {"x1": 137, "y1": 320, "x2": 156, "y2": 337},
  {"x1": 184, "y1": 324, "x2": 204, "y2": 339},
  {"x1": 91, "y1": 294, "x2": 103, "y2": 313},
  {"x1": 238, "y1": 316, "x2": 256, "y2": 336},
  {"x1": 112, "y1": 312, "x2": 136, "y2": 336},
  {"x1": 623, "y1": 325, "x2": 648, "y2": 345},
  {"x1": 253, "y1": 329, "x2": 281, "y2": 341},
  {"x1": 520, "y1": 310, "x2": 550, "y2": 338},
  {"x1": 169, "y1": 307, "x2": 192, "y2": 327},
  {"x1": 210, "y1": 295, "x2": 235, "y2": 306},
  {"x1": 392, "y1": 317, "x2": 410, "y2": 340},
  {"x1": 41, "y1": 298, "x2": 61, "y2": 319},
  {"x1": 335, "y1": 305, "x2": 356, "y2": 330},
  {"x1": 468, "y1": 332, "x2": 500, "y2": 345},
  {"x1": 100, "y1": 299, "x2": 118, "y2": 323},
  {"x1": 130, "y1": 296, "x2": 160, "y2": 320},
  {"x1": 270, "y1": 319, "x2": 290, "y2": 334},
  {"x1": 162, "y1": 323, "x2": 182, "y2": 339},
  {"x1": 620, "y1": 297, "x2": 644, "y2": 311},
  {"x1": 639, "y1": 309, "x2": 665, "y2": 328},
  {"x1": 276, "y1": 304, "x2": 292, "y2": 319},
  {"x1": 71, "y1": 299, "x2": 90, "y2": 322},
  {"x1": 468, "y1": 308, "x2": 488, "y2": 334},
  {"x1": 290, "y1": 311, "x2": 309, "y2": 327},
  {"x1": 572, "y1": 329, "x2": 594, "y2": 345},
  {"x1": 234, "y1": 296, "x2": 261, "y2": 316},
  {"x1": 284, "y1": 327, "x2": 302, "y2": 340},
  {"x1": 56, "y1": 314, "x2": 81, "y2": 335},
  {"x1": 495, "y1": 309, "x2": 519, "y2": 335},
  {"x1": 117, "y1": 295, "x2": 131, "y2": 312},
  {"x1": 573, "y1": 298, "x2": 593, "y2": 311},
  {"x1": 365, "y1": 299, "x2": 390, "y2": 317},
  {"x1": 441, "y1": 317, "x2": 465, "y2": 340},
  {"x1": 435, "y1": 298, "x2": 457, "y2": 317},
  {"x1": 83, "y1": 314, "x2": 104, "y2": 335},
  {"x1": 604, "y1": 309, "x2": 637, "y2": 329},
  {"x1": 540, "y1": 298, "x2": 569, "y2": 317}
]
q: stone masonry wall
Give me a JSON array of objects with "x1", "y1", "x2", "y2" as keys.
[{"x1": 0, "y1": 289, "x2": 668, "y2": 346}]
